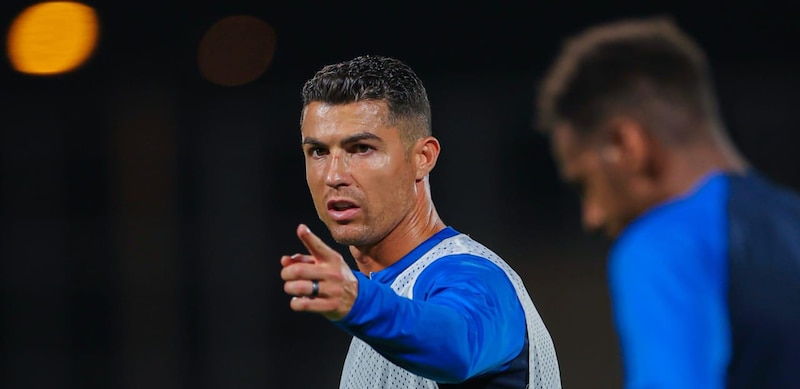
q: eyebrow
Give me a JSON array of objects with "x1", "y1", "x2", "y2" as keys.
[{"x1": 301, "y1": 132, "x2": 384, "y2": 148}]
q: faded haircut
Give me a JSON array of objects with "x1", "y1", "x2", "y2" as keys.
[{"x1": 301, "y1": 55, "x2": 432, "y2": 146}]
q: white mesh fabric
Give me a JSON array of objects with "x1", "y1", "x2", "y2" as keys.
[
  {"x1": 339, "y1": 337, "x2": 439, "y2": 389},
  {"x1": 339, "y1": 233, "x2": 561, "y2": 389}
]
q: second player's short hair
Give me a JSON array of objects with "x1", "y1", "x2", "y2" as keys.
[{"x1": 536, "y1": 16, "x2": 722, "y2": 142}]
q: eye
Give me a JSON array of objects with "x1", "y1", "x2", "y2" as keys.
[
  {"x1": 306, "y1": 147, "x2": 328, "y2": 158},
  {"x1": 353, "y1": 144, "x2": 373, "y2": 154}
]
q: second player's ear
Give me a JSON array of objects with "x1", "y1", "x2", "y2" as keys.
[
  {"x1": 414, "y1": 136, "x2": 440, "y2": 181},
  {"x1": 603, "y1": 117, "x2": 653, "y2": 175}
]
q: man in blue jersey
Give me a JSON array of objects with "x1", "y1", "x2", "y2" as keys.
[
  {"x1": 280, "y1": 55, "x2": 561, "y2": 388},
  {"x1": 535, "y1": 16, "x2": 800, "y2": 389}
]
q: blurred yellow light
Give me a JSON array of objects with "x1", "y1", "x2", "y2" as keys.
[{"x1": 7, "y1": 1, "x2": 99, "y2": 75}]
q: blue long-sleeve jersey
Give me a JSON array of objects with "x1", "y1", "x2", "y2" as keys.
[
  {"x1": 333, "y1": 227, "x2": 528, "y2": 385},
  {"x1": 609, "y1": 170, "x2": 800, "y2": 389}
]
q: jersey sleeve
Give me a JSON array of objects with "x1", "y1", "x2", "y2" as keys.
[
  {"x1": 609, "y1": 221, "x2": 730, "y2": 389},
  {"x1": 332, "y1": 254, "x2": 526, "y2": 383}
]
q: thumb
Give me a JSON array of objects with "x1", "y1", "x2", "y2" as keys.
[{"x1": 296, "y1": 224, "x2": 339, "y2": 261}]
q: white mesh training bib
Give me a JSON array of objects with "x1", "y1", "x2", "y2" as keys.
[{"x1": 339, "y1": 233, "x2": 561, "y2": 389}]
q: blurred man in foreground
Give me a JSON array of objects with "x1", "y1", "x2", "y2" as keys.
[{"x1": 536, "y1": 16, "x2": 800, "y2": 389}]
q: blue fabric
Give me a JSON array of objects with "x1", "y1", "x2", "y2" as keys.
[
  {"x1": 333, "y1": 227, "x2": 527, "y2": 385},
  {"x1": 609, "y1": 172, "x2": 731, "y2": 389},
  {"x1": 610, "y1": 169, "x2": 800, "y2": 388},
  {"x1": 725, "y1": 171, "x2": 800, "y2": 388}
]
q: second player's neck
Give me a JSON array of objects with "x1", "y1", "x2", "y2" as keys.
[
  {"x1": 350, "y1": 205, "x2": 446, "y2": 275},
  {"x1": 662, "y1": 142, "x2": 747, "y2": 200}
]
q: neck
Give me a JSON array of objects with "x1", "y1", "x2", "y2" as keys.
[
  {"x1": 658, "y1": 131, "x2": 748, "y2": 201},
  {"x1": 349, "y1": 182, "x2": 446, "y2": 275}
]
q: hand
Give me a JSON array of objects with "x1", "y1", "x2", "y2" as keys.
[{"x1": 280, "y1": 224, "x2": 359, "y2": 321}]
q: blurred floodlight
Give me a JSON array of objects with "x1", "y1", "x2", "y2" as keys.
[
  {"x1": 198, "y1": 15, "x2": 276, "y2": 86},
  {"x1": 7, "y1": 1, "x2": 99, "y2": 75}
]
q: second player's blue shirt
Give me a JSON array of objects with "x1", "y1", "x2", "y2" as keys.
[
  {"x1": 609, "y1": 170, "x2": 800, "y2": 388},
  {"x1": 609, "y1": 172, "x2": 731, "y2": 388}
]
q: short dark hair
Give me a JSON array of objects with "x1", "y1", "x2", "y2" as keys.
[
  {"x1": 301, "y1": 55, "x2": 432, "y2": 144},
  {"x1": 536, "y1": 16, "x2": 721, "y2": 142}
]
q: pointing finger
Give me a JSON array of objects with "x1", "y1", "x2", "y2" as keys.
[{"x1": 296, "y1": 224, "x2": 339, "y2": 261}]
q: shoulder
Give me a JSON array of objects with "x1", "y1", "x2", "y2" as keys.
[
  {"x1": 413, "y1": 232, "x2": 510, "y2": 277},
  {"x1": 427, "y1": 252, "x2": 507, "y2": 275},
  {"x1": 413, "y1": 235, "x2": 517, "y2": 298},
  {"x1": 728, "y1": 170, "x2": 800, "y2": 216}
]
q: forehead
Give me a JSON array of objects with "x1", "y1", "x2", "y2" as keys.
[{"x1": 301, "y1": 100, "x2": 391, "y2": 140}]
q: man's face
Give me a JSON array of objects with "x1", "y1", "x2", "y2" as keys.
[
  {"x1": 551, "y1": 123, "x2": 639, "y2": 238},
  {"x1": 301, "y1": 100, "x2": 418, "y2": 246}
]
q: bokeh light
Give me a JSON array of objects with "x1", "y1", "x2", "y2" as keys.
[
  {"x1": 198, "y1": 15, "x2": 276, "y2": 87},
  {"x1": 7, "y1": 1, "x2": 99, "y2": 75}
]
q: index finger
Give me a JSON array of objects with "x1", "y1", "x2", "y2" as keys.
[{"x1": 296, "y1": 224, "x2": 339, "y2": 261}]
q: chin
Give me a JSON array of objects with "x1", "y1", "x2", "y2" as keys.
[
  {"x1": 327, "y1": 224, "x2": 373, "y2": 246},
  {"x1": 604, "y1": 222, "x2": 627, "y2": 239}
]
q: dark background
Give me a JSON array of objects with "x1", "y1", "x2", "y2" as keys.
[{"x1": 1, "y1": 1, "x2": 799, "y2": 388}]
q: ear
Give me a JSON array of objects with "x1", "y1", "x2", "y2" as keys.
[
  {"x1": 602, "y1": 116, "x2": 654, "y2": 175},
  {"x1": 412, "y1": 136, "x2": 441, "y2": 181}
]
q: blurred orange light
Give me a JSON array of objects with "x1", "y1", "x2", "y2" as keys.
[{"x1": 7, "y1": 1, "x2": 99, "y2": 75}]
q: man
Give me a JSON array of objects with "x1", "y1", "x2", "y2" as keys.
[
  {"x1": 536, "y1": 16, "x2": 800, "y2": 389},
  {"x1": 280, "y1": 55, "x2": 561, "y2": 388}
]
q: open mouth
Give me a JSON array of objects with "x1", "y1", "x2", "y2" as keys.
[
  {"x1": 326, "y1": 199, "x2": 360, "y2": 221},
  {"x1": 328, "y1": 200, "x2": 357, "y2": 211}
]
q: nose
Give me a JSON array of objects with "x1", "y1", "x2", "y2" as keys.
[{"x1": 324, "y1": 152, "x2": 350, "y2": 188}]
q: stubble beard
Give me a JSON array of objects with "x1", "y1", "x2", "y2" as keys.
[{"x1": 328, "y1": 222, "x2": 379, "y2": 247}]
